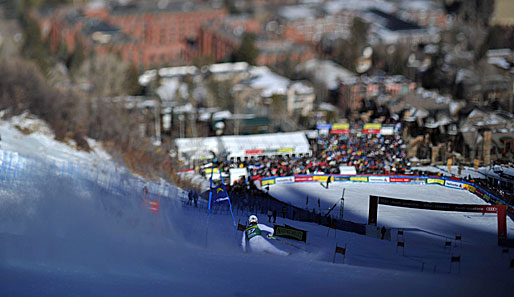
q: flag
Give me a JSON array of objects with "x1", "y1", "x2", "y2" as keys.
[
  {"x1": 450, "y1": 256, "x2": 460, "y2": 263},
  {"x1": 237, "y1": 224, "x2": 246, "y2": 231},
  {"x1": 211, "y1": 184, "x2": 229, "y2": 203},
  {"x1": 335, "y1": 246, "x2": 346, "y2": 255}
]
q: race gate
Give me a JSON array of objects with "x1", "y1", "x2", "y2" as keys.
[{"x1": 367, "y1": 195, "x2": 507, "y2": 242}]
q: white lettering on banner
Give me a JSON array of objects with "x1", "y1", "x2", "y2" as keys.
[
  {"x1": 275, "y1": 177, "x2": 294, "y2": 184},
  {"x1": 445, "y1": 180, "x2": 462, "y2": 188},
  {"x1": 368, "y1": 176, "x2": 389, "y2": 182}
]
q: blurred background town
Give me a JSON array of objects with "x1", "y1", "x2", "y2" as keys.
[{"x1": 0, "y1": 0, "x2": 513, "y2": 198}]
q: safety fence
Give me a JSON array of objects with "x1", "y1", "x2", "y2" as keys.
[{"x1": 260, "y1": 174, "x2": 514, "y2": 214}]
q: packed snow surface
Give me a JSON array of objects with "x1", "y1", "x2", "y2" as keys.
[{"x1": 0, "y1": 115, "x2": 513, "y2": 297}]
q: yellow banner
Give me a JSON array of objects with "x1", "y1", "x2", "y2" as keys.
[
  {"x1": 350, "y1": 176, "x2": 368, "y2": 182},
  {"x1": 332, "y1": 123, "x2": 350, "y2": 130},
  {"x1": 463, "y1": 184, "x2": 475, "y2": 192},
  {"x1": 262, "y1": 179, "x2": 275, "y2": 186},
  {"x1": 278, "y1": 148, "x2": 294, "y2": 152},
  {"x1": 204, "y1": 168, "x2": 219, "y2": 174},
  {"x1": 427, "y1": 178, "x2": 444, "y2": 185},
  {"x1": 363, "y1": 123, "x2": 382, "y2": 130},
  {"x1": 313, "y1": 176, "x2": 330, "y2": 182}
]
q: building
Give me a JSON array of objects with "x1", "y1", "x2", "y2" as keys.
[
  {"x1": 36, "y1": 1, "x2": 227, "y2": 68},
  {"x1": 362, "y1": 8, "x2": 440, "y2": 45}
]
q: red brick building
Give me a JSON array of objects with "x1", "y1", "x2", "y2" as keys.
[
  {"x1": 339, "y1": 76, "x2": 416, "y2": 114},
  {"x1": 197, "y1": 17, "x2": 314, "y2": 66},
  {"x1": 36, "y1": 2, "x2": 227, "y2": 69}
]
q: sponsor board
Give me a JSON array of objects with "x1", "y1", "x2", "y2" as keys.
[
  {"x1": 368, "y1": 176, "x2": 389, "y2": 183},
  {"x1": 331, "y1": 129, "x2": 350, "y2": 134},
  {"x1": 462, "y1": 184, "x2": 475, "y2": 192},
  {"x1": 445, "y1": 180, "x2": 462, "y2": 188},
  {"x1": 377, "y1": 196, "x2": 499, "y2": 213},
  {"x1": 482, "y1": 194, "x2": 491, "y2": 202},
  {"x1": 390, "y1": 177, "x2": 410, "y2": 183},
  {"x1": 350, "y1": 176, "x2": 368, "y2": 182},
  {"x1": 332, "y1": 123, "x2": 350, "y2": 130},
  {"x1": 427, "y1": 178, "x2": 444, "y2": 185},
  {"x1": 261, "y1": 178, "x2": 275, "y2": 186},
  {"x1": 333, "y1": 176, "x2": 350, "y2": 181},
  {"x1": 474, "y1": 188, "x2": 484, "y2": 198},
  {"x1": 204, "y1": 167, "x2": 219, "y2": 174},
  {"x1": 274, "y1": 225, "x2": 307, "y2": 242},
  {"x1": 278, "y1": 148, "x2": 294, "y2": 153},
  {"x1": 295, "y1": 176, "x2": 314, "y2": 182},
  {"x1": 409, "y1": 178, "x2": 426, "y2": 184},
  {"x1": 362, "y1": 123, "x2": 382, "y2": 134},
  {"x1": 313, "y1": 175, "x2": 330, "y2": 182},
  {"x1": 275, "y1": 176, "x2": 294, "y2": 184},
  {"x1": 245, "y1": 149, "x2": 264, "y2": 155},
  {"x1": 317, "y1": 124, "x2": 332, "y2": 130}
]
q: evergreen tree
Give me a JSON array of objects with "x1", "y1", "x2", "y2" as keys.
[
  {"x1": 233, "y1": 32, "x2": 258, "y2": 65},
  {"x1": 125, "y1": 63, "x2": 143, "y2": 96}
]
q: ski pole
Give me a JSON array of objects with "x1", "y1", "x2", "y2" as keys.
[{"x1": 268, "y1": 235, "x2": 309, "y2": 252}]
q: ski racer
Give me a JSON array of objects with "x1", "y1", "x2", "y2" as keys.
[{"x1": 241, "y1": 215, "x2": 289, "y2": 256}]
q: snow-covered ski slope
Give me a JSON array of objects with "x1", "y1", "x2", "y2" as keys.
[{"x1": 0, "y1": 115, "x2": 513, "y2": 297}]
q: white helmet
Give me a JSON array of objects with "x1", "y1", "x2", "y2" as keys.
[{"x1": 248, "y1": 215, "x2": 258, "y2": 224}]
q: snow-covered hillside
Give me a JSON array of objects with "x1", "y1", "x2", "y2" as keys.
[{"x1": 0, "y1": 114, "x2": 513, "y2": 297}]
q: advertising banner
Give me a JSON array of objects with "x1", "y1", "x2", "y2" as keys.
[
  {"x1": 409, "y1": 178, "x2": 426, "y2": 184},
  {"x1": 295, "y1": 176, "x2": 314, "y2": 182},
  {"x1": 474, "y1": 188, "x2": 485, "y2": 198},
  {"x1": 275, "y1": 176, "x2": 294, "y2": 184},
  {"x1": 350, "y1": 176, "x2": 368, "y2": 182},
  {"x1": 274, "y1": 225, "x2": 307, "y2": 242},
  {"x1": 245, "y1": 149, "x2": 264, "y2": 155},
  {"x1": 313, "y1": 175, "x2": 330, "y2": 182},
  {"x1": 317, "y1": 124, "x2": 332, "y2": 130},
  {"x1": 377, "y1": 196, "x2": 499, "y2": 213},
  {"x1": 261, "y1": 178, "x2": 275, "y2": 186},
  {"x1": 390, "y1": 177, "x2": 410, "y2": 183},
  {"x1": 331, "y1": 123, "x2": 350, "y2": 134},
  {"x1": 362, "y1": 123, "x2": 382, "y2": 134},
  {"x1": 445, "y1": 180, "x2": 462, "y2": 189},
  {"x1": 462, "y1": 184, "x2": 475, "y2": 192},
  {"x1": 427, "y1": 178, "x2": 444, "y2": 185},
  {"x1": 278, "y1": 148, "x2": 294, "y2": 153},
  {"x1": 204, "y1": 167, "x2": 219, "y2": 174},
  {"x1": 368, "y1": 176, "x2": 389, "y2": 183},
  {"x1": 333, "y1": 176, "x2": 350, "y2": 181}
]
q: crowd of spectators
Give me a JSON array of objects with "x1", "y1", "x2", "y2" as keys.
[{"x1": 200, "y1": 132, "x2": 411, "y2": 179}]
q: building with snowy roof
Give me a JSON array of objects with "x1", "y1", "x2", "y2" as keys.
[{"x1": 173, "y1": 131, "x2": 312, "y2": 165}]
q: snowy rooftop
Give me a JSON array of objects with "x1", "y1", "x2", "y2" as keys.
[
  {"x1": 208, "y1": 62, "x2": 249, "y2": 74},
  {"x1": 174, "y1": 131, "x2": 311, "y2": 161},
  {"x1": 277, "y1": 5, "x2": 318, "y2": 21},
  {"x1": 324, "y1": 0, "x2": 395, "y2": 14},
  {"x1": 245, "y1": 66, "x2": 291, "y2": 97},
  {"x1": 297, "y1": 59, "x2": 356, "y2": 90}
]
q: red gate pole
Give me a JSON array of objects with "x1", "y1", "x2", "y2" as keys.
[{"x1": 497, "y1": 205, "x2": 507, "y2": 239}]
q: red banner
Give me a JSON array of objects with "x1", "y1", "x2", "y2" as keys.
[
  {"x1": 245, "y1": 149, "x2": 264, "y2": 155},
  {"x1": 390, "y1": 177, "x2": 410, "y2": 183},
  {"x1": 295, "y1": 176, "x2": 313, "y2": 182}
]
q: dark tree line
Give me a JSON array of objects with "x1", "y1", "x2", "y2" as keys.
[{"x1": 0, "y1": 58, "x2": 175, "y2": 181}]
